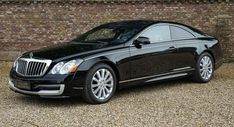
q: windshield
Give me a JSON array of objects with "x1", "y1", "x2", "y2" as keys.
[{"x1": 73, "y1": 21, "x2": 150, "y2": 44}]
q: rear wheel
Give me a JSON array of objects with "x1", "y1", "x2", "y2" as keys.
[
  {"x1": 83, "y1": 63, "x2": 117, "y2": 104},
  {"x1": 194, "y1": 52, "x2": 214, "y2": 83}
]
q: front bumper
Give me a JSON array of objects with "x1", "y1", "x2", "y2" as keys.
[
  {"x1": 8, "y1": 79, "x2": 65, "y2": 96},
  {"x1": 9, "y1": 68, "x2": 87, "y2": 97}
]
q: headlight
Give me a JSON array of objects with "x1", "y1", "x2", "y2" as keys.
[
  {"x1": 51, "y1": 62, "x2": 64, "y2": 74},
  {"x1": 50, "y1": 59, "x2": 83, "y2": 75},
  {"x1": 59, "y1": 60, "x2": 77, "y2": 74}
]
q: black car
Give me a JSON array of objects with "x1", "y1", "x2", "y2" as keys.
[{"x1": 9, "y1": 20, "x2": 223, "y2": 104}]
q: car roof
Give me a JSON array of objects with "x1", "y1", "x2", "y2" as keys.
[
  {"x1": 107, "y1": 20, "x2": 206, "y2": 36},
  {"x1": 107, "y1": 20, "x2": 188, "y2": 26}
]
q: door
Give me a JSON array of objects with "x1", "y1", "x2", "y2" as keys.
[
  {"x1": 129, "y1": 25, "x2": 178, "y2": 79},
  {"x1": 170, "y1": 25, "x2": 196, "y2": 70}
]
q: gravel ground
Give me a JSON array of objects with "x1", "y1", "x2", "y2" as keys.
[{"x1": 0, "y1": 62, "x2": 233, "y2": 127}]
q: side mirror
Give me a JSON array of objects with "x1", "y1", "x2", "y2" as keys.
[{"x1": 133, "y1": 37, "x2": 150, "y2": 48}]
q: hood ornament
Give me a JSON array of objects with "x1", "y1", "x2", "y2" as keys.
[{"x1": 29, "y1": 52, "x2": 33, "y2": 58}]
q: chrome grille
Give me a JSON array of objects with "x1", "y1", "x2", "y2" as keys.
[{"x1": 16, "y1": 58, "x2": 52, "y2": 77}]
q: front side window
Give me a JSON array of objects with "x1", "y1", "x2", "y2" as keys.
[
  {"x1": 140, "y1": 25, "x2": 171, "y2": 43},
  {"x1": 170, "y1": 26, "x2": 195, "y2": 40}
]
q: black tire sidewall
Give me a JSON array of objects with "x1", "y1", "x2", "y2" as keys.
[
  {"x1": 84, "y1": 63, "x2": 117, "y2": 104},
  {"x1": 196, "y1": 52, "x2": 214, "y2": 83}
]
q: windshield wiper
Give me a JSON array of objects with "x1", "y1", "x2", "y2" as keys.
[
  {"x1": 72, "y1": 39, "x2": 110, "y2": 45},
  {"x1": 84, "y1": 40, "x2": 109, "y2": 45}
]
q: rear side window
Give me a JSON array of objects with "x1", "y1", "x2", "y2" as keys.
[
  {"x1": 170, "y1": 26, "x2": 195, "y2": 40},
  {"x1": 140, "y1": 25, "x2": 171, "y2": 43}
]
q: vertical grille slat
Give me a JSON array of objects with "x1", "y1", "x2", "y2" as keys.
[
  {"x1": 26, "y1": 62, "x2": 31, "y2": 75},
  {"x1": 36, "y1": 63, "x2": 42, "y2": 75},
  {"x1": 40, "y1": 64, "x2": 46, "y2": 75},
  {"x1": 33, "y1": 62, "x2": 38, "y2": 76},
  {"x1": 37, "y1": 63, "x2": 41, "y2": 75},
  {"x1": 24, "y1": 61, "x2": 27, "y2": 75},
  {"x1": 16, "y1": 58, "x2": 51, "y2": 77},
  {"x1": 30, "y1": 62, "x2": 33, "y2": 75},
  {"x1": 22, "y1": 61, "x2": 25, "y2": 75},
  {"x1": 22, "y1": 61, "x2": 26, "y2": 75},
  {"x1": 34, "y1": 62, "x2": 37, "y2": 76},
  {"x1": 30, "y1": 62, "x2": 35, "y2": 75}
]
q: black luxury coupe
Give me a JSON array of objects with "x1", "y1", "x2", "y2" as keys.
[{"x1": 9, "y1": 20, "x2": 223, "y2": 104}]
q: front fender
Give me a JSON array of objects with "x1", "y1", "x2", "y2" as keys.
[{"x1": 77, "y1": 57, "x2": 113, "y2": 71}]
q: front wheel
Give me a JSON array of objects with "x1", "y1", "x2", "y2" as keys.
[
  {"x1": 194, "y1": 52, "x2": 214, "y2": 83},
  {"x1": 83, "y1": 63, "x2": 117, "y2": 104}
]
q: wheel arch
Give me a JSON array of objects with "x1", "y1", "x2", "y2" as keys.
[
  {"x1": 96, "y1": 60, "x2": 120, "y2": 83},
  {"x1": 200, "y1": 49, "x2": 216, "y2": 65},
  {"x1": 77, "y1": 58, "x2": 120, "y2": 84},
  {"x1": 194, "y1": 49, "x2": 215, "y2": 83}
]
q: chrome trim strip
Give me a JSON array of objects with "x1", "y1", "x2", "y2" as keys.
[
  {"x1": 119, "y1": 72, "x2": 173, "y2": 84},
  {"x1": 40, "y1": 96, "x2": 70, "y2": 99},
  {"x1": 33, "y1": 84, "x2": 62, "y2": 89},
  {"x1": 145, "y1": 73, "x2": 188, "y2": 83},
  {"x1": 173, "y1": 67, "x2": 191, "y2": 71},
  {"x1": 119, "y1": 74, "x2": 156, "y2": 83},
  {"x1": 119, "y1": 69, "x2": 194, "y2": 84},
  {"x1": 8, "y1": 80, "x2": 65, "y2": 96},
  {"x1": 72, "y1": 87, "x2": 84, "y2": 90}
]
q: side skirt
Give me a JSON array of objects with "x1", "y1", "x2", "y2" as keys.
[{"x1": 119, "y1": 68, "x2": 194, "y2": 84}]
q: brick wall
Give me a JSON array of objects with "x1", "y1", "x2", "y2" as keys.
[{"x1": 0, "y1": 0, "x2": 233, "y2": 62}]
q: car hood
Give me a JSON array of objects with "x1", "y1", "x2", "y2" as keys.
[{"x1": 23, "y1": 41, "x2": 122, "y2": 61}]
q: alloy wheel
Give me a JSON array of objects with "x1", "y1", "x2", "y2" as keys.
[
  {"x1": 91, "y1": 68, "x2": 114, "y2": 100},
  {"x1": 199, "y1": 56, "x2": 213, "y2": 80}
]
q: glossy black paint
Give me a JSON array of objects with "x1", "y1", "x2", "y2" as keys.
[{"x1": 10, "y1": 20, "x2": 223, "y2": 96}]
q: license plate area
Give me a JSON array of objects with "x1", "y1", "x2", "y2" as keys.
[{"x1": 14, "y1": 80, "x2": 31, "y2": 90}]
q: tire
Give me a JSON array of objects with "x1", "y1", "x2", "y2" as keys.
[
  {"x1": 83, "y1": 63, "x2": 117, "y2": 104},
  {"x1": 194, "y1": 52, "x2": 214, "y2": 83}
]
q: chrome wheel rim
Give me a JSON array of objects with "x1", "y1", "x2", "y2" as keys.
[
  {"x1": 200, "y1": 56, "x2": 213, "y2": 80},
  {"x1": 91, "y1": 68, "x2": 114, "y2": 100}
]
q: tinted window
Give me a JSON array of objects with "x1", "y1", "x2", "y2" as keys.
[
  {"x1": 140, "y1": 26, "x2": 171, "y2": 43},
  {"x1": 170, "y1": 26, "x2": 195, "y2": 40},
  {"x1": 85, "y1": 28, "x2": 115, "y2": 41},
  {"x1": 74, "y1": 21, "x2": 152, "y2": 44}
]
